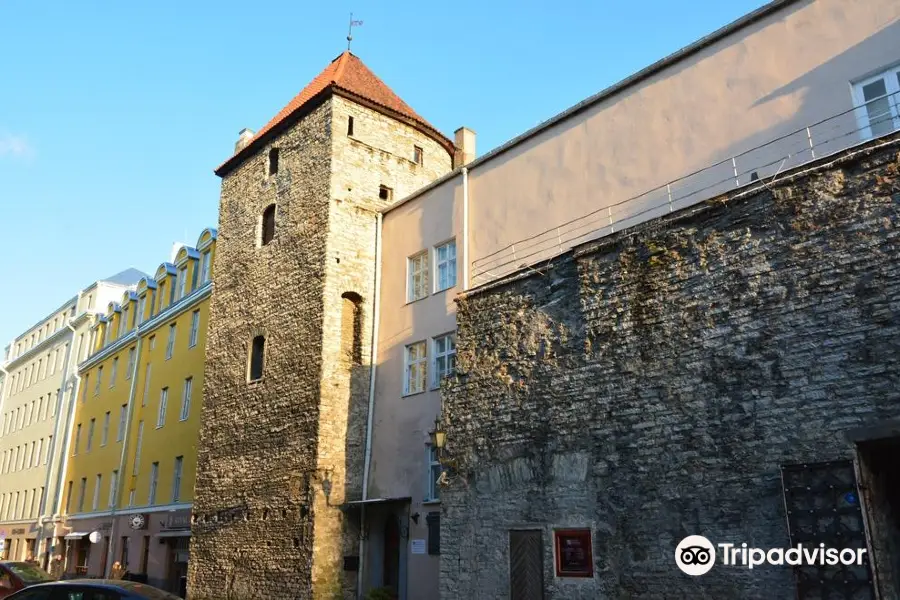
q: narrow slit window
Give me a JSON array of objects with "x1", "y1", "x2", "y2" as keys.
[
  {"x1": 268, "y1": 148, "x2": 279, "y2": 175},
  {"x1": 261, "y1": 204, "x2": 276, "y2": 246},
  {"x1": 249, "y1": 335, "x2": 265, "y2": 381},
  {"x1": 347, "y1": 116, "x2": 355, "y2": 136},
  {"x1": 414, "y1": 145, "x2": 423, "y2": 165}
]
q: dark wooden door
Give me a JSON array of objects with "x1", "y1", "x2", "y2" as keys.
[
  {"x1": 383, "y1": 515, "x2": 400, "y2": 593},
  {"x1": 510, "y1": 530, "x2": 543, "y2": 600}
]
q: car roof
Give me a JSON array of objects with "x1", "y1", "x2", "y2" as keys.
[{"x1": 25, "y1": 579, "x2": 128, "y2": 588}]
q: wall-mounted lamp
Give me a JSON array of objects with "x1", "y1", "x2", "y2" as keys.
[{"x1": 411, "y1": 512, "x2": 420, "y2": 525}]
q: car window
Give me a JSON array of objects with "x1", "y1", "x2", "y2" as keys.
[
  {"x1": 116, "y1": 583, "x2": 180, "y2": 600},
  {"x1": 5, "y1": 563, "x2": 53, "y2": 584},
  {"x1": 60, "y1": 591, "x2": 121, "y2": 600},
  {"x1": 6, "y1": 589, "x2": 54, "y2": 600},
  {"x1": 0, "y1": 572, "x2": 14, "y2": 589}
]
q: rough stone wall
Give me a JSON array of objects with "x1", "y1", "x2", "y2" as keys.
[
  {"x1": 310, "y1": 96, "x2": 453, "y2": 596},
  {"x1": 442, "y1": 136, "x2": 900, "y2": 599},
  {"x1": 191, "y1": 93, "x2": 453, "y2": 600},
  {"x1": 189, "y1": 102, "x2": 333, "y2": 600}
]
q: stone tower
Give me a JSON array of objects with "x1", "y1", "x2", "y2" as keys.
[{"x1": 188, "y1": 52, "x2": 454, "y2": 600}]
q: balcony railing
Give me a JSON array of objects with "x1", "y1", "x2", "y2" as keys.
[{"x1": 472, "y1": 91, "x2": 900, "y2": 286}]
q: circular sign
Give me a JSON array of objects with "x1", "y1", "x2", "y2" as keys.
[
  {"x1": 675, "y1": 535, "x2": 716, "y2": 576},
  {"x1": 88, "y1": 531, "x2": 102, "y2": 544},
  {"x1": 130, "y1": 514, "x2": 146, "y2": 530}
]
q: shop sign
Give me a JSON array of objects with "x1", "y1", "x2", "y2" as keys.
[
  {"x1": 163, "y1": 512, "x2": 191, "y2": 530},
  {"x1": 11, "y1": 528, "x2": 26, "y2": 535}
]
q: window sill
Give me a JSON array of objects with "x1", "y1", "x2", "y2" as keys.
[
  {"x1": 422, "y1": 499, "x2": 441, "y2": 506},
  {"x1": 405, "y1": 296, "x2": 427, "y2": 306},
  {"x1": 402, "y1": 390, "x2": 426, "y2": 398}
]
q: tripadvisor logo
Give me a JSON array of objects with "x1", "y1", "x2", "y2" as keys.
[{"x1": 675, "y1": 535, "x2": 867, "y2": 575}]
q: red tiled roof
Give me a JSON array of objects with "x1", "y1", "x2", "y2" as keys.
[{"x1": 217, "y1": 51, "x2": 452, "y2": 175}]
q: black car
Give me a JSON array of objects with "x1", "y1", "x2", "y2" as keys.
[{"x1": 4, "y1": 579, "x2": 183, "y2": 600}]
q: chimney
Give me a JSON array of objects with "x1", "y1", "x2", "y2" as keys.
[
  {"x1": 454, "y1": 127, "x2": 476, "y2": 168},
  {"x1": 234, "y1": 128, "x2": 255, "y2": 154}
]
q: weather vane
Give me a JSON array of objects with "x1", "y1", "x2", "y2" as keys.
[{"x1": 347, "y1": 13, "x2": 363, "y2": 51}]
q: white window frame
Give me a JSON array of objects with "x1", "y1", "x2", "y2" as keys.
[
  {"x1": 189, "y1": 310, "x2": 200, "y2": 348},
  {"x1": 166, "y1": 323, "x2": 176, "y2": 359},
  {"x1": 148, "y1": 462, "x2": 159, "y2": 505},
  {"x1": 180, "y1": 377, "x2": 193, "y2": 421},
  {"x1": 171, "y1": 456, "x2": 183, "y2": 502},
  {"x1": 407, "y1": 251, "x2": 429, "y2": 303},
  {"x1": 142, "y1": 363, "x2": 152, "y2": 407},
  {"x1": 126, "y1": 347, "x2": 136, "y2": 379},
  {"x1": 200, "y1": 251, "x2": 211, "y2": 283},
  {"x1": 101, "y1": 411, "x2": 110, "y2": 447},
  {"x1": 94, "y1": 366, "x2": 103, "y2": 395},
  {"x1": 851, "y1": 64, "x2": 900, "y2": 141},
  {"x1": 117, "y1": 404, "x2": 127, "y2": 441},
  {"x1": 431, "y1": 333, "x2": 456, "y2": 389},
  {"x1": 157, "y1": 387, "x2": 168, "y2": 429},
  {"x1": 86, "y1": 418, "x2": 95, "y2": 452},
  {"x1": 77, "y1": 478, "x2": 86, "y2": 512},
  {"x1": 92, "y1": 474, "x2": 102, "y2": 511},
  {"x1": 110, "y1": 357, "x2": 118, "y2": 388},
  {"x1": 433, "y1": 239, "x2": 457, "y2": 293},
  {"x1": 403, "y1": 341, "x2": 427, "y2": 396},
  {"x1": 178, "y1": 266, "x2": 189, "y2": 300},
  {"x1": 425, "y1": 445, "x2": 443, "y2": 502},
  {"x1": 137, "y1": 295, "x2": 146, "y2": 325},
  {"x1": 109, "y1": 470, "x2": 118, "y2": 508}
]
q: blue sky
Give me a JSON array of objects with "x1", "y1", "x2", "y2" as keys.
[{"x1": 0, "y1": 0, "x2": 767, "y2": 347}]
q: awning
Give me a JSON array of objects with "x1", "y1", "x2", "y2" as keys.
[
  {"x1": 64, "y1": 532, "x2": 89, "y2": 540},
  {"x1": 154, "y1": 530, "x2": 191, "y2": 538}
]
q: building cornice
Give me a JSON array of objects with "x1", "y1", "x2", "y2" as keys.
[
  {"x1": 79, "y1": 281, "x2": 212, "y2": 373},
  {"x1": 2, "y1": 325, "x2": 74, "y2": 371},
  {"x1": 62, "y1": 501, "x2": 193, "y2": 521}
]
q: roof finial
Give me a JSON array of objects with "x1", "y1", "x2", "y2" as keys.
[{"x1": 347, "y1": 12, "x2": 363, "y2": 51}]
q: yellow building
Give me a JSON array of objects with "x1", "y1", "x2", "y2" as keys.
[{"x1": 59, "y1": 228, "x2": 215, "y2": 595}]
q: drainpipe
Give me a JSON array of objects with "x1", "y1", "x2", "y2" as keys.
[
  {"x1": 103, "y1": 331, "x2": 144, "y2": 577},
  {"x1": 358, "y1": 211, "x2": 383, "y2": 598},
  {"x1": 462, "y1": 167, "x2": 469, "y2": 291},
  {"x1": 38, "y1": 314, "x2": 78, "y2": 551}
]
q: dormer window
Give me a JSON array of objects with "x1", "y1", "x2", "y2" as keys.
[
  {"x1": 268, "y1": 148, "x2": 279, "y2": 176},
  {"x1": 178, "y1": 266, "x2": 189, "y2": 300}
]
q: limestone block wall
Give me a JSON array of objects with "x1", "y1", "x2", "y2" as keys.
[{"x1": 442, "y1": 135, "x2": 900, "y2": 599}]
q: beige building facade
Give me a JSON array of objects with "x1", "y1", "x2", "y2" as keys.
[
  {"x1": 361, "y1": 0, "x2": 900, "y2": 597},
  {"x1": 0, "y1": 270, "x2": 144, "y2": 567}
]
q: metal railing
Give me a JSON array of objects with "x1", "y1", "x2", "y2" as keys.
[{"x1": 471, "y1": 91, "x2": 900, "y2": 285}]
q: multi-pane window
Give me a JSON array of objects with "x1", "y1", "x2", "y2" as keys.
[
  {"x1": 121, "y1": 306, "x2": 130, "y2": 335},
  {"x1": 200, "y1": 251, "x2": 211, "y2": 283},
  {"x1": 432, "y1": 334, "x2": 457, "y2": 388},
  {"x1": 166, "y1": 324, "x2": 176, "y2": 359},
  {"x1": 157, "y1": 387, "x2": 168, "y2": 428},
  {"x1": 407, "y1": 251, "x2": 428, "y2": 302},
  {"x1": 126, "y1": 347, "x2": 136, "y2": 379},
  {"x1": 110, "y1": 357, "x2": 118, "y2": 387},
  {"x1": 77, "y1": 478, "x2": 87, "y2": 512},
  {"x1": 434, "y1": 240, "x2": 457, "y2": 292},
  {"x1": 172, "y1": 456, "x2": 183, "y2": 502},
  {"x1": 180, "y1": 377, "x2": 193, "y2": 421},
  {"x1": 92, "y1": 474, "x2": 102, "y2": 511},
  {"x1": 426, "y1": 446, "x2": 443, "y2": 502},
  {"x1": 74, "y1": 424, "x2": 82, "y2": 455},
  {"x1": 86, "y1": 418, "x2": 95, "y2": 452},
  {"x1": 178, "y1": 267, "x2": 188, "y2": 300},
  {"x1": 133, "y1": 421, "x2": 144, "y2": 475},
  {"x1": 148, "y1": 462, "x2": 159, "y2": 505},
  {"x1": 101, "y1": 412, "x2": 110, "y2": 446},
  {"x1": 109, "y1": 470, "x2": 118, "y2": 508},
  {"x1": 118, "y1": 404, "x2": 127, "y2": 441},
  {"x1": 189, "y1": 310, "x2": 200, "y2": 348},
  {"x1": 94, "y1": 367, "x2": 103, "y2": 395},
  {"x1": 404, "y1": 341, "x2": 427, "y2": 395},
  {"x1": 853, "y1": 66, "x2": 900, "y2": 140},
  {"x1": 137, "y1": 296, "x2": 146, "y2": 325}
]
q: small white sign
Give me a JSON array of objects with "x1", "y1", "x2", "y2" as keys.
[{"x1": 410, "y1": 539, "x2": 426, "y2": 554}]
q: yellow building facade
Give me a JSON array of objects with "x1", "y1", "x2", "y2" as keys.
[{"x1": 59, "y1": 228, "x2": 216, "y2": 595}]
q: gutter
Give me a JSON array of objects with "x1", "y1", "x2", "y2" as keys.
[
  {"x1": 103, "y1": 331, "x2": 144, "y2": 577},
  {"x1": 358, "y1": 211, "x2": 383, "y2": 597},
  {"x1": 462, "y1": 167, "x2": 469, "y2": 291},
  {"x1": 48, "y1": 317, "x2": 83, "y2": 526}
]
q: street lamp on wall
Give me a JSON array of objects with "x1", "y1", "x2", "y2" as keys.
[{"x1": 429, "y1": 415, "x2": 458, "y2": 481}]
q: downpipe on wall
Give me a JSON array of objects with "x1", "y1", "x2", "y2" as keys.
[{"x1": 358, "y1": 211, "x2": 383, "y2": 597}]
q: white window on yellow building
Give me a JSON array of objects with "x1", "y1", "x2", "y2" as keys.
[
  {"x1": 200, "y1": 251, "x2": 211, "y2": 283},
  {"x1": 86, "y1": 418, "x2": 95, "y2": 452},
  {"x1": 73, "y1": 424, "x2": 82, "y2": 455},
  {"x1": 126, "y1": 347, "x2": 136, "y2": 379},
  {"x1": 118, "y1": 404, "x2": 127, "y2": 442},
  {"x1": 101, "y1": 412, "x2": 110, "y2": 447},
  {"x1": 157, "y1": 387, "x2": 168, "y2": 428},
  {"x1": 94, "y1": 367, "x2": 103, "y2": 395},
  {"x1": 180, "y1": 377, "x2": 192, "y2": 421},
  {"x1": 189, "y1": 311, "x2": 200, "y2": 348},
  {"x1": 166, "y1": 324, "x2": 176, "y2": 360},
  {"x1": 110, "y1": 357, "x2": 118, "y2": 388},
  {"x1": 77, "y1": 477, "x2": 86, "y2": 512},
  {"x1": 92, "y1": 474, "x2": 102, "y2": 511},
  {"x1": 109, "y1": 470, "x2": 118, "y2": 508},
  {"x1": 133, "y1": 421, "x2": 144, "y2": 476},
  {"x1": 172, "y1": 456, "x2": 183, "y2": 502},
  {"x1": 148, "y1": 462, "x2": 159, "y2": 505},
  {"x1": 178, "y1": 267, "x2": 188, "y2": 300}
]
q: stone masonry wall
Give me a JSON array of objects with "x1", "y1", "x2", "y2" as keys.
[
  {"x1": 189, "y1": 102, "x2": 333, "y2": 600},
  {"x1": 191, "y1": 92, "x2": 453, "y2": 600},
  {"x1": 310, "y1": 96, "x2": 453, "y2": 597},
  {"x1": 442, "y1": 135, "x2": 900, "y2": 599}
]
